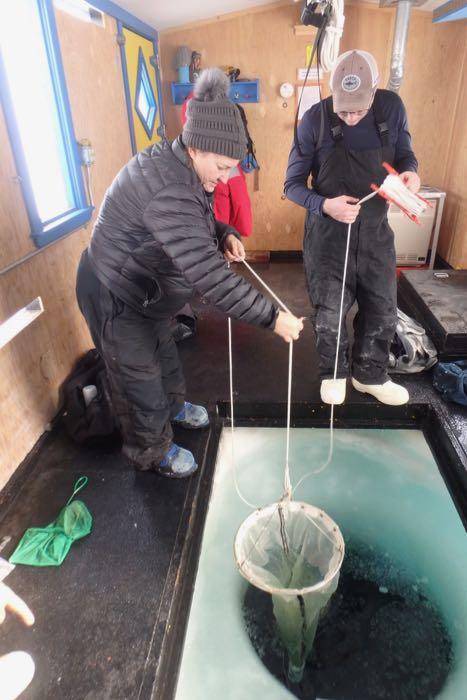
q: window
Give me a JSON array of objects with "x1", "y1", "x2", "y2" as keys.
[
  {"x1": 135, "y1": 47, "x2": 157, "y2": 139},
  {"x1": 0, "y1": 0, "x2": 92, "y2": 247}
]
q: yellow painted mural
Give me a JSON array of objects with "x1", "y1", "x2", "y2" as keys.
[{"x1": 122, "y1": 27, "x2": 162, "y2": 152}]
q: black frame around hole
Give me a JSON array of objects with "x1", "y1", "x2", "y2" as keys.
[{"x1": 152, "y1": 401, "x2": 467, "y2": 700}]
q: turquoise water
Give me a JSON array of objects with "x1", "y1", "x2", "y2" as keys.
[{"x1": 174, "y1": 428, "x2": 467, "y2": 699}]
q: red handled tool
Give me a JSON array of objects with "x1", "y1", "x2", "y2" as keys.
[{"x1": 370, "y1": 162, "x2": 432, "y2": 225}]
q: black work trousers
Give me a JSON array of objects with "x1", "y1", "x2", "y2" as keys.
[
  {"x1": 76, "y1": 251, "x2": 185, "y2": 469},
  {"x1": 304, "y1": 212, "x2": 397, "y2": 384}
]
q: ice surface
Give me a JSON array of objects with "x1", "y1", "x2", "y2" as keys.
[{"x1": 175, "y1": 428, "x2": 467, "y2": 699}]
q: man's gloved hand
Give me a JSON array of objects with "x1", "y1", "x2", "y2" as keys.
[
  {"x1": 223, "y1": 233, "x2": 246, "y2": 263},
  {"x1": 323, "y1": 195, "x2": 361, "y2": 224},
  {"x1": 399, "y1": 171, "x2": 421, "y2": 194},
  {"x1": 0, "y1": 583, "x2": 34, "y2": 626}
]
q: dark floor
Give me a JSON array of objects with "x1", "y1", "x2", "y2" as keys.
[{"x1": 0, "y1": 261, "x2": 466, "y2": 700}]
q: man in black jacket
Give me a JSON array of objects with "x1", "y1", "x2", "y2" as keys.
[
  {"x1": 285, "y1": 50, "x2": 420, "y2": 407},
  {"x1": 77, "y1": 68, "x2": 303, "y2": 478}
]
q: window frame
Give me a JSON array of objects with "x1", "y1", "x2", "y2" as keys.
[{"x1": 0, "y1": 0, "x2": 93, "y2": 248}]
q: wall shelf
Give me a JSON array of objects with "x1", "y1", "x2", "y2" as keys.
[{"x1": 171, "y1": 79, "x2": 260, "y2": 105}]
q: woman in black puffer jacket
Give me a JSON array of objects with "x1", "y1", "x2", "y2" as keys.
[{"x1": 76, "y1": 68, "x2": 303, "y2": 478}]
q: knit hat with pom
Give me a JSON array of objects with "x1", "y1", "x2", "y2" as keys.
[{"x1": 182, "y1": 67, "x2": 247, "y2": 160}]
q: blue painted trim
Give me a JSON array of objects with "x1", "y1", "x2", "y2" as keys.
[
  {"x1": 0, "y1": 0, "x2": 92, "y2": 247},
  {"x1": 117, "y1": 20, "x2": 137, "y2": 155},
  {"x1": 42, "y1": 207, "x2": 74, "y2": 227},
  {"x1": 134, "y1": 47, "x2": 156, "y2": 140},
  {"x1": 432, "y1": 0, "x2": 467, "y2": 22},
  {"x1": 34, "y1": 206, "x2": 94, "y2": 247},
  {"x1": 83, "y1": 0, "x2": 157, "y2": 39}
]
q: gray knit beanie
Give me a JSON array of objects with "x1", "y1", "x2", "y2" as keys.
[{"x1": 183, "y1": 68, "x2": 247, "y2": 160}]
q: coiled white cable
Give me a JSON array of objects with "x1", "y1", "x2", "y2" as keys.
[{"x1": 319, "y1": 0, "x2": 345, "y2": 73}]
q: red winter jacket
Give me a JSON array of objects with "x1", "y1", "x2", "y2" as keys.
[
  {"x1": 213, "y1": 168, "x2": 252, "y2": 237},
  {"x1": 181, "y1": 94, "x2": 252, "y2": 237}
]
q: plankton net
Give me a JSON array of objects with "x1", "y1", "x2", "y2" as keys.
[
  {"x1": 234, "y1": 500, "x2": 344, "y2": 682},
  {"x1": 230, "y1": 174, "x2": 426, "y2": 683},
  {"x1": 228, "y1": 261, "x2": 345, "y2": 683}
]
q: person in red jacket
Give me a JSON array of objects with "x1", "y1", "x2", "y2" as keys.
[{"x1": 212, "y1": 164, "x2": 252, "y2": 237}]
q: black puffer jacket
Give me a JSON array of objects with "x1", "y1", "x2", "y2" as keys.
[{"x1": 88, "y1": 137, "x2": 276, "y2": 327}]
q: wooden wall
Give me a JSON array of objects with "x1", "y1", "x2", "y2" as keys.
[
  {"x1": 160, "y1": 1, "x2": 467, "y2": 267},
  {"x1": 0, "y1": 8, "x2": 132, "y2": 490},
  {"x1": 434, "y1": 38, "x2": 467, "y2": 266},
  {"x1": 1, "y1": 2, "x2": 465, "y2": 490},
  {"x1": 0, "y1": 109, "x2": 36, "y2": 269}
]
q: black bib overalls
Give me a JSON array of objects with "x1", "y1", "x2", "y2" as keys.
[{"x1": 304, "y1": 95, "x2": 397, "y2": 384}]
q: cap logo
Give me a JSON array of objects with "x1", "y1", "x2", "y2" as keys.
[{"x1": 341, "y1": 74, "x2": 361, "y2": 92}]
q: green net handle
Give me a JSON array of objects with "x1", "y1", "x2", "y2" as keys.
[{"x1": 66, "y1": 476, "x2": 88, "y2": 506}]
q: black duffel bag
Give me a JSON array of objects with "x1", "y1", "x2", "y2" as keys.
[{"x1": 61, "y1": 349, "x2": 118, "y2": 443}]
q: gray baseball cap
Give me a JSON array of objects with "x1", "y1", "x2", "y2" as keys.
[{"x1": 330, "y1": 50, "x2": 379, "y2": 112}]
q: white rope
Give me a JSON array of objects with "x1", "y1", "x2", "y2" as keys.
[
  {"x1": 230, "y1": 190, "x2": 376, "y2": 507},
  {"x1": 229, "y1": 316, "x2": 337, "y2": 551},
  {"x1": 241, "y1": 259, "x2": 295, "y2": 501},
  {"x1": 228, "y1": 255, "x2": 342, "y2": 554},
  {"x1": 319, "y1": 0, "x2": 345, "y2": 73},
  {"x1": 292, "y1": 190, "x2": 378, "y2": 494},
  {"x1": 229, "y1": 316, "x2": 259, "y2": 510},
  {"x1": 291, "y1": 223, "x2": 347, "y2": 494},
  {"x1": 284, "y1": 342, "x2": 293, "y2": 500},
  {"x1": 230, "y1": 181, "x2": 416, "y2": 563},
  {"x1": 241, "y1": 259, "x2": 292, "y2": 315},
  {"x1": 228, "y1": 259, "x2": 294, "y2": 510}
]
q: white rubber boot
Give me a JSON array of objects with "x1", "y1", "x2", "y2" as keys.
[
  {"x1": 0, "y1": 651, "x2": 35, "y2": 700},
  {"x1": 351, "y1": 377, "x2": 409, "y2": 406},
  {"x1": 320, "y1": 378, "x2": 346, "y2": 405}
]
